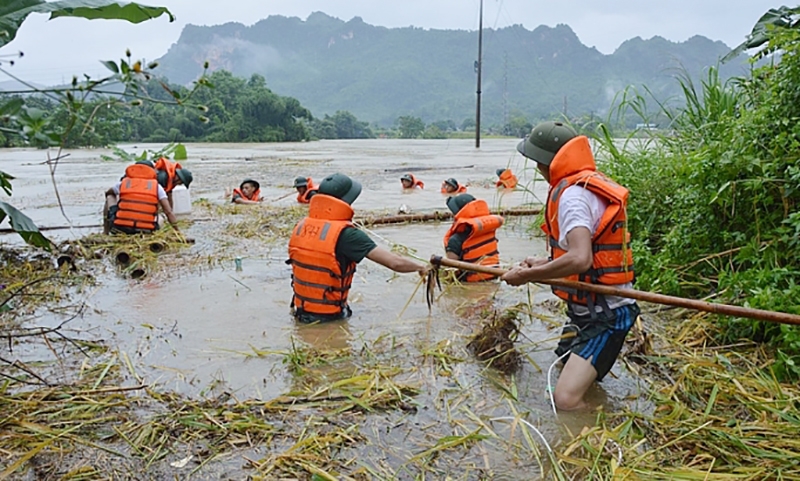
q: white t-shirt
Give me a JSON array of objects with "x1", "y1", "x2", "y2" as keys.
[
  {"x1": 557, "y1": 185, "x2": 634, "y2": 315},
  {"x1": 113, "y1": 181, "x2": 167, "y2": 201}
]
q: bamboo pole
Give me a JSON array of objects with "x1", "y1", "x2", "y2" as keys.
[
  {"x1": 357, "y1": 208, "x2": 541, "y2": 226},
  {"x1": 0, "y1": 207, "x2": 539, "y2": 234},
  {"x1": 430, "y1": 255, "x2": 800, "y2": 326},
  {"x1": 267, "y1": 191, "x2": 295, "y2": 202},
  {"x1": 0, "y1": 224, "x2": 103, "y2": 234},
  {"x1": 383, "y1": 164, "x2": 475, "y2": 173}
]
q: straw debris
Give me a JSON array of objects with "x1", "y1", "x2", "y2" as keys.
[
  {"x1": 558, "y1": 311, "x2": 800, "y2": 480},
  {"x1": 57, "y1": 228, "x2": 194, "y2": 279},
  {"x1": 467, "y1": 307, "x2": 522, "y2": 373}
]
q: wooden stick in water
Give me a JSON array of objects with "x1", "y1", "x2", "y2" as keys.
[
  {"x1": 429, "y1": 255, "x2": 800, "y2": 325},
  {"x1": 357, "y1": 207, "x2": 541, "y2": 226}
]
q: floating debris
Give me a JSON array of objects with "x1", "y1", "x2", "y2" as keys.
[{"x1": 467, "y1": 308, "x2": 522, "y2": 374}]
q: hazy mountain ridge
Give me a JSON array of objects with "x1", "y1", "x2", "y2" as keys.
[{"x1": 155, "y1": 12, "x2": 744, "y2": 125}]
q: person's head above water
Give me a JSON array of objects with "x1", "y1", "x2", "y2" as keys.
[
  {"x1": 443, "y1": 177, "x2": 459, "y2": 193},
  {"x1": 293, "y1": 176, "x2": 309, "y2": 194},
  {"x1": 240, "y1": 179, "x2": 260, "y2": 197}
]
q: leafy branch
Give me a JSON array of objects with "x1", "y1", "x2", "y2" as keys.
[{"x1": 0, "y1": 0, "x2": 212, "y2": 248}]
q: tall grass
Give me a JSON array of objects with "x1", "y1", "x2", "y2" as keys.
[{"x1": 593, "y1": 30, "x2": 800, "y2": 379}]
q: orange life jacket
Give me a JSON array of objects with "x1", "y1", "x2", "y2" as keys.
[
  {"x1": 232, "y1": 187, "x2": 261, "y2": 202},
  {"x1": 443, "y1": 199, "x2": 504, "y2": 282},
  {"x1": 542, "y1": 136, "x2": 635, "y2": 307},
  {"x1": 440, "y1": 182, "x2": 468, "y2": 194},
  {"x1": 154, "y1": 157, "x2": 183, "y2": 193},
  {"x1": 496, "y1": 169, "x2": 518, "y2": 189},
  {"x1": 113, "y1": 164, "x2": 160, "y2": 232},
  {"x1": 287, "y1": 194, "x2": 357, "y2": 316},
  {"x1": 402, "y1": 174, "x2": 425, "y2": 189},
  {"x1": 297, "y1": 178, "x2": 317, "y2": 204}
]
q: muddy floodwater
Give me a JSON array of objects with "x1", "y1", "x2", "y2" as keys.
[{"x1": 0, "y1": 139, "x2": 648, "y2": 479}]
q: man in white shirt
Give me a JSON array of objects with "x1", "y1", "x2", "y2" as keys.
[
  {"x1": 103, "y1": 161, "x2": 179, "y2": 234},
  {"x1": 502, "y1": 121, "x2": 638, "y2": 411}
]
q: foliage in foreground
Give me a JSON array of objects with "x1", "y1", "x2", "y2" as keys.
[
  {"x1": 560, "y1": 313, "x2": 800, "y2": 480},
  {"x1": 593, "y1": 11, "x2": 800, "y2": 378},
  {"x1": 0, "y1": 0, "x2": 195, "y2": 248}
]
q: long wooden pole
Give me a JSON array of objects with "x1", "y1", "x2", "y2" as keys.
[
  {"x1": 357, "y1": 207, "x2": 541, "y2": 226},
  {"x1": 1, "y1": 207, "x2": 543, "y2": 234},
  {"x1": 0, "y1": 191, "x2": 299, "y2": 235},
  {"x1": 0, "y1": 224, "x2": 103, "y2": 234},
  {"x1": 430, "y1": 255, "x2": 800, "y2": 325}
]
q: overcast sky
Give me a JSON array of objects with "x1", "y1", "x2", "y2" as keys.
[{"x1": 1, "y1": 0, "x2": 780, "y2": 85}]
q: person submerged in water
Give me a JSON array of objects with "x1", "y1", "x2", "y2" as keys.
[
  {"x1": 400, "y1": 173, "x2": 424, "y2": 189},
  {"x1": 443, "y1": 193, "x2": 504, "y2": 282},
  {"x1": 294, "y1": 176, "x2": 318, "y2": 204},
  {"x1": 154, "y1": 157, "x2": 193, "y2": 209},
  {"x1": 231, "y1": 179, "x2": 263, "y2": 204},
  {"x1": 103, "y1": 161, "x2": 179, "y2": 235},
  {"x1": 441, "y1": 177, "x2": 467, "y2": 195},
  {"x1": 495, "y1": 168, "x2": 518, "y2": 189},
  {"x1": 287, "y1": 173, "x2": 429, "y2": 324}
]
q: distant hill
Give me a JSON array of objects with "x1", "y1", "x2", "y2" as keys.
[
  {"x1": 155, "y1": 12, "x2": 747, "y2": 126},
  {"x1": 0, "y1": 79, "x2": 45, "y2": 92}
]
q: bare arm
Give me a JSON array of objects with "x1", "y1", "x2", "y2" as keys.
[
  {"x1": 159, "y1": 197, "x2": 179, "y2": 227},
  {"x1": 502, "y1": 227, "x2": 593, "y2": 286},
  {"x1": 366, "y1": 246, "x2": 428, "y2": 275},
  {"x1": 445, "y1": 251, "x2": 460, "y2": 260},
  {"x1": 233, "y1": 197, "x2": 259, "y2": 205}
]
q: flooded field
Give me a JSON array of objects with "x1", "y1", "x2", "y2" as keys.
[{"x1": 0, "y1": 140, "x2": 649, "y2": 479}]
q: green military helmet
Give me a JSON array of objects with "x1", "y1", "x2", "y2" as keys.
[
  {"x1": 175, "y1": 168, "x2": 193, "y2": 188},
  {"x1": 293, "y1": 176, "x2": 309, "y2": 188},
  {"x1": 516, "y1": 121, "x2": 577, "y2": 166},
  {"x1": 496, "y1": 168, "x2": 506, "y2": 177},
  {"x1": 446, "y1": 193, "x2": 475, "y2": 214},
  {"x1": 135, "y1": 160, "x2": 155, "y2": 168},
  {"x1": 156, "y1": 170, "x2": 168, "y2": 189},
  {"x1": 240, "y1": 178, "x2": 260, "y2": 191},
  {"x1": 318, "y1": 173, "x2": 362, "y2": 205}
]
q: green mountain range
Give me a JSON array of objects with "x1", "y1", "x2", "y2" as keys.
[{"x1": 155, "y1": 12, "x2": 747, "y2": 126}]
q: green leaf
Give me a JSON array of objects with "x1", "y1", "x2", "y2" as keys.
[
  {"x1": 100, "y1": 60, "x2": 119, "y2": 73},
  {"x1": 724, "y1": 6, "x2": 800, "y2": 62},
  {"x1": 173, "y1": 143, "x2": 187, "y2": 160},
  {"x1": 0, "y1": 97, "x2": 24, "y2": 117},
  {"x1": 0, "y1": 0, "x2": 174, "y2": 49},
  {"x1": 0, "y1": 200, "x2": 51, "y2": 250},
  {"x1": 0, "y1": 170, "x2": 14, "y2": 196}
]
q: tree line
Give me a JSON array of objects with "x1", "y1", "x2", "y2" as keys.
[{"x1": 1, "y1": 69, "x2": 545, "y2": 147}]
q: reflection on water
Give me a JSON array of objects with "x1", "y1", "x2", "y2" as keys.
[{"x1": 294, "y1": 319, "x2": 352, "y2": 351}]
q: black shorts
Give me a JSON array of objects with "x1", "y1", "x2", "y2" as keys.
[{"x1": 555, "y1": 302, "x2": 640, "y2": 381}]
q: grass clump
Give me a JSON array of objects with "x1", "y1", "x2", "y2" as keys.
[
  {"x1": 593, "y1": 24, "x2": 800, "y2": 379},
  {"x1": 560, "y1": 312, "x2": 800, "y2": 480},
  {"x1": 467, "y1": 308, "x2": 522, "y2": 374}
]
